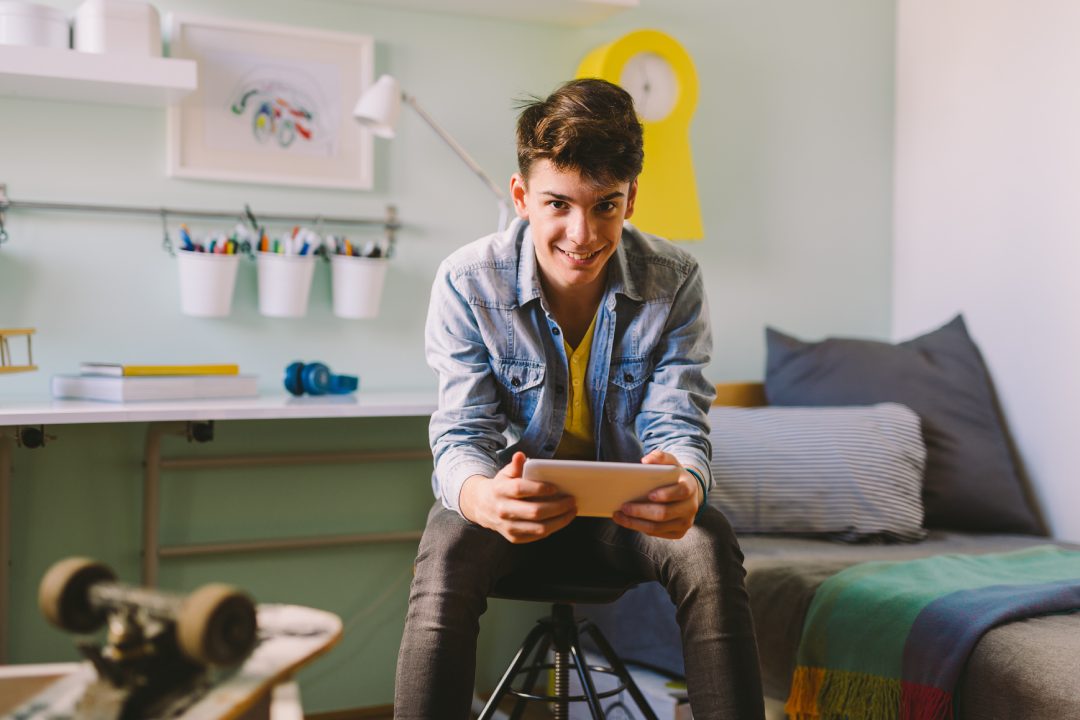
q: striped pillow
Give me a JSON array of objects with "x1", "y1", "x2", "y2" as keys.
[{"x1": 707, "y1": 403, "x2": 927, "y2": 542}]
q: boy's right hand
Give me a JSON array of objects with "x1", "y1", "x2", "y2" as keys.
[{"x1": 459, "y1": 451, "x2": 577, "y2": 543}]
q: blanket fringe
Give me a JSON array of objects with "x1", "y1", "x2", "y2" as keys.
[
  {"x1": 785, "y1": 666, "x2": 824, "y2": 719},
  {"x1": 786, "y1": 666, "x2": 903, "y2": 720},
  {"x1": 900, "y1": 682, "x2": 953, "y2": 720}
]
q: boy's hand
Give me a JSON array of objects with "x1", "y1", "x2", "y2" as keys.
[
  {"x1": 459, "y1": 452, "x2": 577, "y2": 544},
  {"x1": 613, "y1": 449, "x2": 702, "y2": 540}
]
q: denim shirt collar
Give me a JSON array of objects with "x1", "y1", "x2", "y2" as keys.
[{"x1": 514, "y1": 219, "x2": 644, "y2": 309}]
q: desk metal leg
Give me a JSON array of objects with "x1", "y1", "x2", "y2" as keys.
[
  {"x1": 0, "y1": 431, "x2": 10, "y2": 664},
  {"x1": 143, "y1": 423, "x2": 188, "y2": 587}
]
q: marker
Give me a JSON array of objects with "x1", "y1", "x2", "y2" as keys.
[{"x1": 180, "y1": 224, "x2": 194, "y2": 251}]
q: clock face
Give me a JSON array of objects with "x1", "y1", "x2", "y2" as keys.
[{"x1": 619, "y1": 52, "x2": 679, "y2": 122}]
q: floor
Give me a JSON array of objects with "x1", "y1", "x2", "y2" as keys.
[{"x1": 359, "y1": 696, "x2": 559, "y2": 719}]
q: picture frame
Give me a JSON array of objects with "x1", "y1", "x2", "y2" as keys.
[{"x1": 166, "y1": 14, "x2": 374, "y2": 190}]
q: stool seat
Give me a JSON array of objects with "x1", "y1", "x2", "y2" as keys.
[{"x1": 491, "y1": 571, "x2": 638, "y2": 605}]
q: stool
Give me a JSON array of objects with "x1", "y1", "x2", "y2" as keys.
[{"x1": 477, "y1": 572, "x2": 660, "y2": 720}]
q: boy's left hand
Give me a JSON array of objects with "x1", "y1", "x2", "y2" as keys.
[{"x1": 613, "y1": 449, "x2": 701, "y2": 540}]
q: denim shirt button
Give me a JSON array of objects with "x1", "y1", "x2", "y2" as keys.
[
  {"x1": 511, "y1": 377, "x2": 521, "y2": 387},
  {"x1": 623, "y1": 372, "x2": 633, "y2": 383},
  {"x1": 551, "y1": 327, "x2": 560, "y2": 336}
]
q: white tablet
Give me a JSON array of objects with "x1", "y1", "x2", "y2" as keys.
[{"x1": 522, "y1": 458, "x2": 681, "y2": 518}]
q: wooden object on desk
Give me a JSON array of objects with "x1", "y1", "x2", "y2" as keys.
[
  {"x1": 0, "y1": 328, "x2": 36, "y2": 374},
  {"x1": 79, "y1": 363, "x2": 240, "y2": 377}
]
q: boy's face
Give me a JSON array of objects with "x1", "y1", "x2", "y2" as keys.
[{"x1": 511, "y1": 160, "x2": 636, "y2": 299}]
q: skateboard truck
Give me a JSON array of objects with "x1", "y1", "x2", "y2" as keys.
[{"x1": 38, "y1": 557, "x2": 258, "y2": 720}]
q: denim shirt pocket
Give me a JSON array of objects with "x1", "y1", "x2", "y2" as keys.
[
  {"x1": 606, "y1": 356, "x2": 650, "y2": 424},
  {"x1": 492, "y1": 359, "x2": 546, "y2": 424}
]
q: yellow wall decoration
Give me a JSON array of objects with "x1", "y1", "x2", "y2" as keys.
[{"x1": 577, "y1": 29, "x2": 703, "y2": 241}]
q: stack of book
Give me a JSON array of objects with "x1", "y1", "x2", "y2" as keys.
[{"x1": 51, "y1": 363, "x2": 258, "y2": 402}]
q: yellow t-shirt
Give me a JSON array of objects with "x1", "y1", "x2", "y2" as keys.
[{"x1": 555, "y1": 314, "x2": 598, "y2": 460}]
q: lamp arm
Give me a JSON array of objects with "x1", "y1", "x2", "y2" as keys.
[{"x1": 403, "y1": 94, "x2": 509, "y2": 205}]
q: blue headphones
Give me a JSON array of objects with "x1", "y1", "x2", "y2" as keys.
[{"x1": 284, "y1": 362, "x2": 359, "y2": 396}]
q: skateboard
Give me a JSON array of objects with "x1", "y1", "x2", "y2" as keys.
[{"x1": 5, "y1": 558, "x2": 342, "y2": 720}]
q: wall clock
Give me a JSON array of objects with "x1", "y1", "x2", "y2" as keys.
[{"x1": 577, "y1": 29, "x2": 703, "y2": 240}]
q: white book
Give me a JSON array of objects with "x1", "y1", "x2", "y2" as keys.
[{"x1": 51, "y1": 374, "x2": 258, "y2": 402}]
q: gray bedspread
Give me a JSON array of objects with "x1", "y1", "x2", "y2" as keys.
[{"x1": 583, "y1": 531, "x2": 1080, "y2": 719}]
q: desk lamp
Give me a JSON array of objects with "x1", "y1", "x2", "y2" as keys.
[{"x1": 353, "y1": 75, "x2": 512, "y2": 231}]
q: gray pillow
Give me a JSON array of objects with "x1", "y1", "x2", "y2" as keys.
[
  {"x1": 764, "y1": 315, "x2": 1042, "y2": 534},
  {"x1": 708, "y1": 404, "x2": 927, "y2": 542}
]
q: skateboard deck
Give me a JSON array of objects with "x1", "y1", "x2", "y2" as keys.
[{"x1": 5, "y1": 604, "x2": 343, "y2": 720}]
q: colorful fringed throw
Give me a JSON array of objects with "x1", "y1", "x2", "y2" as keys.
[{"x1": 785, "y1": 546, "x2": 1080, "y2": 720}]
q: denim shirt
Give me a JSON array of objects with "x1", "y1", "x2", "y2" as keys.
[{"x1": 425, "y1": 217, "x2": 717, "y2": 515}]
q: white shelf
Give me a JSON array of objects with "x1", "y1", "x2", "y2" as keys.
[
  {"x1": 0, "y1": 391, "x2": 437, "y2": 425},
  {"x1": 0, "y1": 45, "x2": 196, "y2": 106},
  {"x1": 342, "y1": 0, "x2": 638, "y2": 26}
]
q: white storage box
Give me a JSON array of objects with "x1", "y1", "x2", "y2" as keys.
[
  {"x1": 564, "y1": 654, "x2": 692, "y2": 720},
  {"x1": 0, "y1": 1, "x2": 68, "y2": 48},
  {"x1": 73, "y1": 0, "x2": 159, "y2": 56}
]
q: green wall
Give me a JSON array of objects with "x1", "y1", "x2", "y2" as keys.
[{"x1": 0, "y1": 0, "x2": 896, "y2": 711}]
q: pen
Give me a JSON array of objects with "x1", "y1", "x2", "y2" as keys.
[{"x1": 244, "y1": 204, "x2": 260, "y2": 234}]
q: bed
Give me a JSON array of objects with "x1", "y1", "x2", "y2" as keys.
[{"x1": 585, "y1": 317, "x2": 1080, "y2": 719}]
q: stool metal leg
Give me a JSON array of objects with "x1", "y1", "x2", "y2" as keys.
[
  {"x1": 583, "y1": 620, "x2": 660, "y2": 720},
  {"x1": 557, "y1": 604, "x2": 605, "y2": 719},
  {"x1": 509, "y1": 635, "x2": 550, "y2": 720},
  {"x1": 478, "y1": 622, "x2": 548, "y2": 720}
]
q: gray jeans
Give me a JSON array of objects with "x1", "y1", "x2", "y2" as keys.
[{"x1": 394, "y1": 503, "x2": 765, "y2": 719}]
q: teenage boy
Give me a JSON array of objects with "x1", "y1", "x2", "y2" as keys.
[{"x1": 394, "y1": 78, "x2": 765, "y2": 720}]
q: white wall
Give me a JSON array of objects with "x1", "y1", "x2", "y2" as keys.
[{"x1": 893, "y1": 0, "x2": 1080, "y2": 541}]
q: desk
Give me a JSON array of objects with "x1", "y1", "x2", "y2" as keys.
[{"x1": 0, "y1": 392, "x2": 437, "y2": 664}]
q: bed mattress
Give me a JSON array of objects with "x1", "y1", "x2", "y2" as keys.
[{"x1": 583, "y1": 532, "x2": 1080, "y2": 719}]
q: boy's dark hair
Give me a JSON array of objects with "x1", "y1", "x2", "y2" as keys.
[{"x1": 516, "y1": 78, "x2": 644, "y2": 187}]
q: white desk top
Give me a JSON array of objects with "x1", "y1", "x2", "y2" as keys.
[{"x1": 0, "y1": 392, "x2": 437, "y2": 425}]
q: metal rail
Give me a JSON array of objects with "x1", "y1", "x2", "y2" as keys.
[
  {"x1": 0, "y1": 183, "x2": 400, "y2": 248},
  {"x1": 159, "y1": 530, "x2": 425, "y2": 559},
  {"x1": 142, "y1": 422, "x2": 430, "y2": 587}
]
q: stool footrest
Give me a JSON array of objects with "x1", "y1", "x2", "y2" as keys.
[{"x1": 507, "y1": 663, "x2": 627, "y2": 703}]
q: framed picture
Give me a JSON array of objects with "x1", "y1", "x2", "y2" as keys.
[{"x1": 166, "y1": 14, "x2": 374, "y2": 190}]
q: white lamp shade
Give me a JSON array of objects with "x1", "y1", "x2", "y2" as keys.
[{"x1": 353, "y1": 74, "x2": 402, "y2": 139}]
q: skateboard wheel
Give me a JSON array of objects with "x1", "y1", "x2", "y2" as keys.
[
  {"x1": 177, "y1": 583, "x2": 257, "y2": 666},
  {"x1": 38, "y1": 557, "x2": 117, "y2": 633}
]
